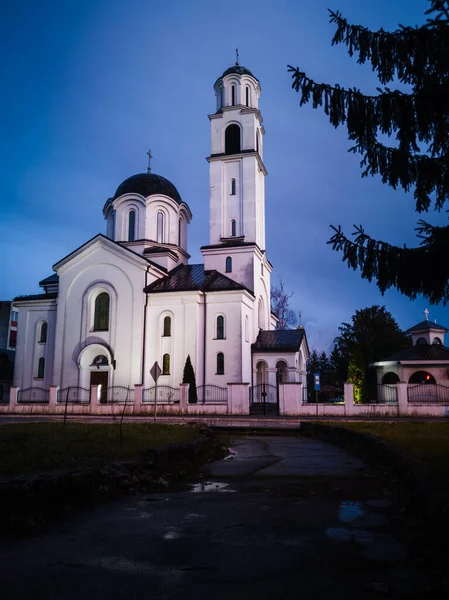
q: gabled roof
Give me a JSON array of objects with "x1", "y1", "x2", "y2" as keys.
[
  {"x1": 13, "y1": 292, "x2": 58, "y2": 303},
  {"x1": 406, "y1": 320, "x2": 447, "y2": 333},
  {"x1": 252, "y1": 329, "x2": 305, "y2": 353},
  {"x1": 39, "y1": 273, "x2": 59, "y2": 286},
  {"x1": 53, "y1": 234, "x2": 166, "y2": 273},
  {"x1": 144, "y1": 264, "x2": 252, "y2": 295},
  {"x1": 379, "y1": 344, "x2": 449, "y2": 363}
]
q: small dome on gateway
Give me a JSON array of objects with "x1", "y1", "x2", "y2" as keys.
[{"x1": 113, "y1": 173, "x2": 183, "y2": 205}]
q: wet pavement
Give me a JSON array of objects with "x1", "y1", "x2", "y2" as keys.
[{"x1": 0, "y1": 435, "x2": 433, "y2": 599}]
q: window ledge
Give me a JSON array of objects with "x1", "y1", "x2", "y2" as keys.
[{"x1": 213, "y1": 338, "x2": 226, "y2": 341}]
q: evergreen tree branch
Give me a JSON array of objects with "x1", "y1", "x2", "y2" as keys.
[
  {"x1": 328, "y1": 222, "x2": 449, "y2": 304},
  {"x1": 350, "y1": 140, "x2": 449, "y2": 212},
  {"x1": 329, "y1": 2, "x2": 449, "y2": 85}
]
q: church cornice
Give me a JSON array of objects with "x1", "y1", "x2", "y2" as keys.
[
  {"x1": 208, "y1": 106, "x2": 263, "y2": 125},
  {"x1": 206, "y1": 150, "x2": 267, "y2": 175}
]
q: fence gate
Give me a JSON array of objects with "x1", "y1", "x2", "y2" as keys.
[{"x1": 250, "y1": 383, "x2": 279, "y2": 416}]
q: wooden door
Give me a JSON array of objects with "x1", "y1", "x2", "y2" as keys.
[{"x1": 90, "y1": 371, "x2": 108, "y2": 403}]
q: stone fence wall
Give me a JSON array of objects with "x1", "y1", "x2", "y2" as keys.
[{"x1": 1, "y1": 382, "x2": 448, "y2": 417}]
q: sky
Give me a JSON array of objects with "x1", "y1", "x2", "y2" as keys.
[{"x1": 1, "y1": 0, "x2": 447, "y2": 352}]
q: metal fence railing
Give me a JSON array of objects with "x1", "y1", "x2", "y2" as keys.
[
  {"x1": 17, "y1": 387, "x2": 49, "y2": 404},
  {"x1": 103, "y1": 386, "x2": 134, "y2": 404},
  {"x1": 376, "y1": 384, "x2": 398, "y2": 404},
  {"x1": 407, "y1": 383, "x2": 449, "y2": 405},
  {"x1": 57, "y1": 386, "x2": 90, "y2": 404},
  {"x1": 143, "y1": 386, "x2": 180, "y2": 404},
  {"x1": 197, "y1": 385, "x2": 228, "y2": 404}
]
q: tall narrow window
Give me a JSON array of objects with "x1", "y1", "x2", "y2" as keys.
[
  {"x1": 246, "y1": 86, "x2": 250, "y2": 106},
  {"x1": 217, "y1": 353, "x2": 224, "y2": 375},
  {"x1": 231, "y1": 179, "x2": 236, "y2": 195},
  {"x1": 256, "y1": 130, "x2": 260, "y2": 153},
  {"x1": 128, "y1": 210, "x2": 136, "y2": 241},
  {"x1": 225, "y1": 256, "x2": 232, "y2": 273},
  {"x1": 178, "y1": 218, "x2": 182, "y2": 247},
  {"x1": 231, "y1": 220, "x2": 236, "y2": 237},
  {"x1": 163, "y1": 353, "x2": 170, "y2": 375},
  {"x1": 225, "y1": 124, "x2": 240, "y2": 154},
  {"x1": 217, "y1": 315, "x2": 224, "y2": 339},
  {"x1": 157, "y1": 211, "x2": 164, "y2": 243},
  {"x1": 94, "y1": 292, "x2": 110, "y2": 331},
  {"x1": 163, "y1": 316, "x2": 171, "y2": 337},
  {"x1": 231, "y1": 85, "x2": 236, "y2": 106},
  {"x1": 40, "y1": 322, "x2": 47, "y2": 343},
  {"x1": 37, "y1": 357, "x2": 45, "y2": 379}
]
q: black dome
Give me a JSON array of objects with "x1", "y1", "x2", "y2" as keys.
[
  {"x1": 215, "y1": 64, "x2": 259, "y2": 86},
  {"x1": 113, "y1": 173, "x2": 183, "y2": 204}
]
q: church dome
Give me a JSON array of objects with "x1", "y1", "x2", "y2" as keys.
[
  {"x1": 113, "y1": 173, "x2": 183, "y2": 204},
  {"x1": 221, "y1": 65, "x2": 258, "y2": 80}
]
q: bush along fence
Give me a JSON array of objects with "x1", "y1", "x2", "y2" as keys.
[{"x1": 1, "y1": 382, "x2": 449, "y2": 417}]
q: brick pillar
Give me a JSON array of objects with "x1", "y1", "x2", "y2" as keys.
[
  {"x1": 397, "y1": 383, "x2": 408, "y2": 417},
  {"x1": 344, "y1": 383, "x2": 354, "y2": 416},
  {"x1": 9, "y1": 386, "x2": 19, "y2": 411},
  {"x1": 180, "y1": 383, "x2": 189, "y2": 413},
  {"x1": 134, "y1": 384, "x2": 143, "y2": 414},
  {"x1": 90, "y1": 385, "x2": 100, "y2": 413},
  {"x1": 49, "y1": 386, "x2": 59, "y2": 411},
  {"x1": 279, "y1": 383, "x2": 302, "y2": 416},
  {"x1": 228, "y1": 383, "x2": 250, "y2": 415}
]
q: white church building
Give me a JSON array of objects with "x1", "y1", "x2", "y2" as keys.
[{"x1": 11, "y1": 61, "x2": 309, "y2": 415}]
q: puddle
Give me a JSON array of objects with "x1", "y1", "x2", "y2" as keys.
[
  {"x1": 325, "y1": 527, "x2": 374, "y2": 545},
  {"x1": 366, "y1": 499, "x2": 392, "y2": 509},
  {"x1": 339, "y1": 501, "x2": 365, "y2": 523},
  {"x1": 224, "y1": 449, "x2": 237, "y2": 460},
  {"x1": 190, "y1": 481, "x2": 235, "y2": 493},
  {"x1": 162, "y1": 529, "x2": 182, "y2": 541}
]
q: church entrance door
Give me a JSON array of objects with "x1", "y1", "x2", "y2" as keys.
[{"x1": 90, "y1": 371, "x2": 108, "y2": 403}]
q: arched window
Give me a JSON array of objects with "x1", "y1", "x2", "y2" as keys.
[
  {"x1": 39, "y1": 322, "x2": 47, "y2": 343},
  {"x1": 37, "y1": 357, "x2": 45, "y2": 379},
  {"x1": 276, "y1": 360, "x2": 288, "y2": 384},
  {"x1": 163, "y1": 316, "x2": 171, "y2": 337},
  {"x1": 94, "y1": 292, "x2": 110, "y2": 331},
  {"x1": 163, "y1": 353, "x2": 170, "y2": 375},
  {"x1": 245, "y1": 315, "x2": 249, "y2": 342},
  {"x1": 157, "y1": 211, "x2": 164, "y2": 243},
  {"x1": 178, "y1": 218, "x2": 182, "y2": 247},
  {"x1": 231, "y1": 220, "x2": 236, "y2": 237},
  {"x1": 382, "y1": 372, "x2": 400, "y2": 384},
  {"x1": 217, "y1": 352, "x2": 224, "y2": 375},
  {"x1": 225, "y1": 124, "x2": 241, "y2": 154},
  {"x1": 231, "y1": 85, "x2": 236, "y2": 106},
  {"x1": 409, "y1": 371, "x2": 436, "y2": 384},
  {"x1": 246, "y1": 86, "x2": 250, "y2": 106},
  {"x1": 433, "y1": 337, "x2": 442, "y2": 345},
  {"x1": 231, "y1": 179, "x2": 236, "y2": 195},
  {"x1": 217, "y1": 315, "x2": 224, "y2": 339},
  {"x1": 416, "y1": 337, "x2": 428, "y2": 345},
  {"x1": 225, "y1": 256, "x2": 232, "y2": 273},
  {"x1": 128, "y1": 210, "x2": 136, "y2": 241}
]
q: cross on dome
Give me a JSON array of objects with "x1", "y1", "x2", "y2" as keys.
[
  {"x1": 146, "y1": 149, "x2": 153, "y2": 173},
  {"x1": 424, "y1": 308, "x2": 429, "y2": 320},
  {"x1": 235, "y1": 48, "x2": 239, "y2": 66}
]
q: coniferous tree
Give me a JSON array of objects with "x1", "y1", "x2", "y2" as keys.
[
  {"x1": 182, "y1": 355, "x2": 198, "y2": 404},
  {"x1": 289, "y1": 1, "x2": 449, "y2": 304}
]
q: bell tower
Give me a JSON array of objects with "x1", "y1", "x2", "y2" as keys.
[
  {"x1": 206, "y1": 59, "x2": 266, "y2": 248},
  {"x1": 201, "y1": 59, "x2": 272, "y2": 329}
]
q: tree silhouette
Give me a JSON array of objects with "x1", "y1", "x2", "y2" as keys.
[{"x1": 289, "y1": 1, "x2": 449, "y2": 304}]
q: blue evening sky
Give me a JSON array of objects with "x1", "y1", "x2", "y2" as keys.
[{"x1": 1, "y1": 0, "x2": 446, "y2": 351}]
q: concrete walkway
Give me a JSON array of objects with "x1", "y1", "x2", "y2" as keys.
[{"x1": 0, "y1": 436, "x2": 433, "y2": 598}]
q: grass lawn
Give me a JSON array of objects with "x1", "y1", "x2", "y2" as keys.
[
  {"x1": 328, "y1": 422, "x2": 449, "y2": 479},
  {"x1": 0, "y1": 422, "x2": 202, "y2": 476}
]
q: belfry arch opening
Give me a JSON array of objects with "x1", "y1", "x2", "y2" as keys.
[{"x1": 225, "y1": 124, "x2": 241, "y2": 155}]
